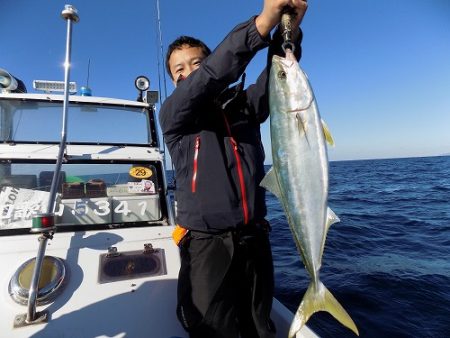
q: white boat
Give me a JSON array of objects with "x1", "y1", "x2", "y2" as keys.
[{"x1": 0, "y1": 5, "x2": 318, "y2": 338}]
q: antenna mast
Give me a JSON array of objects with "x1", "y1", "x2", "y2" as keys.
[
  {"x1": 80, "y1": 58, "x2": 92, "y2": 96},
  {"x1": 154, "y1": 0, "x2": 176, "y2": 191},
  {"x1": 155, "y1": 0, "x2": 168, "y2": 102},
  {"x1": 86, "y1": 58, "x2": 90, "y2": 87}
]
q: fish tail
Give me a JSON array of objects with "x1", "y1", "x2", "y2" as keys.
[{"x1": 288, "y1": 281, "x2": 359, "y2": 337}]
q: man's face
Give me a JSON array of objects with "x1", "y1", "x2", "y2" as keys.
[{"x1": 168, "y1": 45, "x2": 206, "y2": 86}]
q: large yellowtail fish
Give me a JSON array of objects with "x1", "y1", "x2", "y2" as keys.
[{"x1": 261, "y1": 49, "x2": 359, "y2": 337}]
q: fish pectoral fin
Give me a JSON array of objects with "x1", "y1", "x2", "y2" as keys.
[
  {"x1": 296, "y1": 113, "x2": 311, "y2": 147},
  {"x1": 321, "y1": 118, "x2": 335, "y2": 147},
  {"x1": 260, "y1": 167, "x2": 282, "y2": 200},
  {"x1": 296, "y1": 113, "x2": 307, "y2": 134},
  {"x1": 289, "y1": 281, "x2": 359, "y2": 338}
]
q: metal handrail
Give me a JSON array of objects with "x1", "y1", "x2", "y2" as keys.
[{"x1": 24, "y1": 4, "x2": 79, "y2": 324}]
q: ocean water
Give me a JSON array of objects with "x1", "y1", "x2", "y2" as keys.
[{"x1": 268, "y1": 156, "x2": 450, "y2": 337}]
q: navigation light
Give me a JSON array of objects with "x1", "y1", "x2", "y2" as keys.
[{"x1": 31, "y1": 213, "x2": 56, "y2": 233}]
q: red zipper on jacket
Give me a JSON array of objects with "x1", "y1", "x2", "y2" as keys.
[
  {"x1": 222, "y1": 114, "x2": 249, "y2": 224},
  {"x1": 191, "y1": 136, "x2": 200, "y2": 193}
]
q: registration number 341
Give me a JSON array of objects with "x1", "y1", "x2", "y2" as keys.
[{"x1": 67, "y1": 200, "x2": 149, "y2": 216}]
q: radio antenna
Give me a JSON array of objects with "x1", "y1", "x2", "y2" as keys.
[
  {"x1": 80, "y1": 58, "x2": 92, "y2": 96},
  {"x1": 86, "y1": 58, "x2": 90, "y2": 87},
  {"x1": 154, "y1": 0, "x2": 176, "y2": 195},
  {"x1": 155, "y1": 0, "x2": 168, "y2": 102}
]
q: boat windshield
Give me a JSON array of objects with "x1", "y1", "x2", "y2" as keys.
[
  {"x1": 0, "y1": 99, "x2": 151, "y2": 144},
  {"x1": 0, "y1": 161, "x2": 163, "y2": 232}
]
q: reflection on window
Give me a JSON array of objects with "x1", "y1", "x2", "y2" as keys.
[{"x1": 0, "y1": 163, "x2": 161, "y2": 231}]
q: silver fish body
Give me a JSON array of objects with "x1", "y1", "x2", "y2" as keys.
[
  {"x1": 269, "y1": 52, "x2": 328, "y2": 279},
  {"x1": 261, "y1": 50, "x2": 358, "y2": 337}
]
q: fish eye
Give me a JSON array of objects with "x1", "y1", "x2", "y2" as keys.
[{"x1": 277, "y1": 70, "x2": 287, "y2": 80}]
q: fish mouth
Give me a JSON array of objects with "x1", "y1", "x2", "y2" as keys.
[{"x1": 272, "y1": 55, "x2": 296, "y2": 68}]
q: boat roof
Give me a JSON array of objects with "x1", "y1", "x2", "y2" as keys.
[
  {"x1": 0, "y1": 93, "x2": 150, "y2": 108},
  {"x1": 0, "y1": 143, "x2": 163, "y2": 161}
]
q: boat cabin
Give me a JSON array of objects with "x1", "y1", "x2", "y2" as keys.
[{"x1": 0, "y1": 76, "x2": 187, "y2": 337}]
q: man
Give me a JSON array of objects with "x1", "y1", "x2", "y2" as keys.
[{"x1": 159, "y1": 1, "x2": 307, "y2": 337}]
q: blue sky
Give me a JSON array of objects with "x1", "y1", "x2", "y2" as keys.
[{"x1": 2, "y1": 0, "x2": 450, "y2": 162}]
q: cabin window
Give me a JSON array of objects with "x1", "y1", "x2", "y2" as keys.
[
  {"x1": 0, "y1": 162, "x2": 162, "y2": 231},
  {"x1": 0, "y1": 100, "x2": 151, "y2": 145}
]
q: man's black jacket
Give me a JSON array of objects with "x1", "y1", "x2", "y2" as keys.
[{"x1": 159, "y1": 17, "x2": 301, "y2": 232}]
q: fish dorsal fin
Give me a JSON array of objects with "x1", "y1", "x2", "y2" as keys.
[
  {"x1": 326, "y1": 207, "x2": 340, "y2": 232},
  {"x1": 320, "y1": 207, "x2": 341, "y2": 262},
  {"x1": 321, "y1": 119, "x2": 335, "y2": 147},
  {"x1": 260, "y1": 167, "x2": 282, "y2": 200}
]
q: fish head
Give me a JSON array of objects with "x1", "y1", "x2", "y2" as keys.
[{"x1": 269, "y1": 51, "x2": 313, "y2": 114}]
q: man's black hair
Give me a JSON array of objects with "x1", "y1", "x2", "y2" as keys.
[{"x1": 165, "y1": 36, "x2": 212, "y2": 80}]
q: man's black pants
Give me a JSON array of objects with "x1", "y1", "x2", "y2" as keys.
[{"x1": 177, "y1": 225, "x2": 276, "y2": 338}]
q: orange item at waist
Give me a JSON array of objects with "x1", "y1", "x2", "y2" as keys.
[{"x1": 172, "y1": 224, "x2": 189, "y2": 246}]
